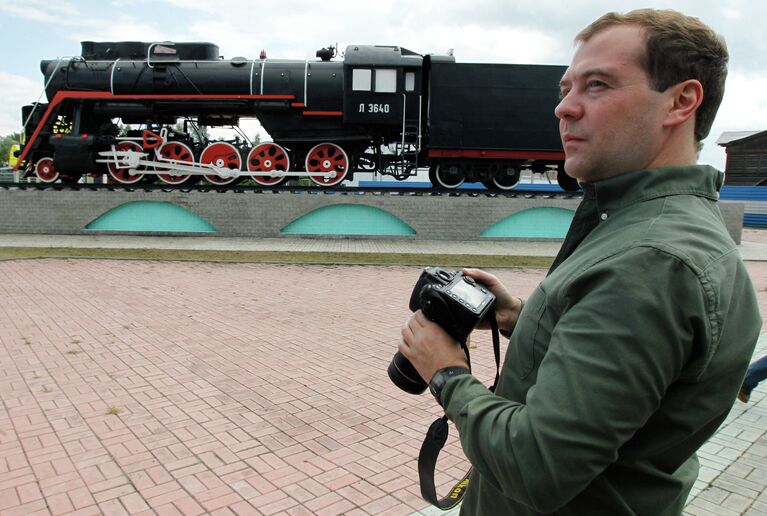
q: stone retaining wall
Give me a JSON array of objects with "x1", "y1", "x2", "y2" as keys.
[{"x1": 0, "y1": 188, "x2": 745, "y2": 243}]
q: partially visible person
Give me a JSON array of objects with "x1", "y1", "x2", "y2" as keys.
[{"x1": 738, "y1": 354, "x2": 767, "y2": 402}]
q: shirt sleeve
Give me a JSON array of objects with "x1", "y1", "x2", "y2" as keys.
[{"x1": 441, "y1": 246, "x2": 710, "y2": 512}]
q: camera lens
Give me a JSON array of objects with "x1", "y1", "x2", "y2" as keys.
[{"x1": 388, "y1": 351, "x2": 428, "y2": 394}]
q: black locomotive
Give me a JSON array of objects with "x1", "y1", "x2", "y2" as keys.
[{"x1": 15, "y1": 41, "x2": 574, "y2": 190}]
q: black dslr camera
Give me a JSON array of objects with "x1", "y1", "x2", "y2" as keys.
[{"x1": 388, "y1": 267, "x2": 496, "y2": 394}]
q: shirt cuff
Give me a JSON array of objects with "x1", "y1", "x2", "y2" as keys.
[{"x1": 442, "y1": 373, "x2": 492, "y2": 421}]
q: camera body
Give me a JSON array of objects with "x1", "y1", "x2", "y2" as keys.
[
  {"x1": 389, "y1": 267, "x2": 496, "y2": 394},
  {"x1": 409, "y1": 267, "x2": 496, "y2": 343}
]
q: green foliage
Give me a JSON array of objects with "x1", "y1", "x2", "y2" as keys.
[
  {"x1": 0, "y1": 133, "x2": 22, "y2": 166},
  {"x1": 172, "y1": 120, "x2": 209, "y2": 142},
  {"x1": 0, "y1": 246, "x2": 553, "y2": 268},
  {"x1": 117, "y1": 122, "x2": 130, "y2": 136}
]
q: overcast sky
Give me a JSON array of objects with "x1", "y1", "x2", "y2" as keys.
[{"x1": 1, "y1": 0, "x2": 765, "y2": 170}]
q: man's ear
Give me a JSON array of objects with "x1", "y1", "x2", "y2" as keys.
[{"x1": 663, "y1": 79, "x2": 703, "y2": 128}]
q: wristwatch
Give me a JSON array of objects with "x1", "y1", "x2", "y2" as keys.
[{"x1": 429, "y1": 366, "x2": 471, "y2": 407}]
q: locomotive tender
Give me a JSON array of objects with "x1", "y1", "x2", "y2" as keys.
[{"x1": 15, "y1": 40, "x2": 574, "y2": 190}]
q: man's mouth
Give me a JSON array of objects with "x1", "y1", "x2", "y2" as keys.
[{"x1": 562, "y1": 133, "x2": 584, "y2": 143}]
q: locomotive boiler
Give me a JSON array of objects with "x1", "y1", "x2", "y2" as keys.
[{"x1": 15, "y1": 40, "x2": 574, "y2": 190}]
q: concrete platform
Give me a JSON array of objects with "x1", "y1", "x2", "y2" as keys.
[{"x1": 0, "y1": 235, "x2": 765, "y2": 515}]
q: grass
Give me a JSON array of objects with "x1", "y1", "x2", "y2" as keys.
[
  {"x1": 0, "y1": 246, "x2": 553, "y2": 268},
  {"x1": 105, "y1": 406, "x2": 123, "y2": 416}
]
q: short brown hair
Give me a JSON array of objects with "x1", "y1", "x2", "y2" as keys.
[{"x1": 577, "y1": 9, "x2": 728, "y2": 143}]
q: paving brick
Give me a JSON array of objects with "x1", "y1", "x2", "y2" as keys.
[
  {"x1": 97, "y1": 498, "x2": 131, "y2": 515},
  {"x1": 47, "y1": 491, "x2": 75, "y2": 514},
  {"x1": 0, "y1": 472, "x2": 36, "y2": 492},
  {"x1": 0, "y1": 486, "x2": 20, "y2": 510},
  {"x1": 170, "y1": 497, "x2": 206, "y2": 515},
  {"x1": 1, "y1": 258, "x2": 767, "y2": 515},
  {"x1": 199, "y1": 491, "x2": 245, "y2": 512},
  {"x1": 303, "y1": 491, "x2": 346, "y2": 513},
  {"x1": 145, "y1": 487, "x2": 189, "y2": 507},
  {"x1": 69, "y1": 485, "x2": 98, "y2": 509},
  {"x1": 0, "y1": 499, "x2": 48, "y2": 516},
  {"x1": 227, "y1": 500, "x2": 261, "y2": 515}
]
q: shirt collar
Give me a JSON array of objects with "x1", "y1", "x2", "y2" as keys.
[{"x1": 579, "y1": 165, "x2": 723, "y2": 212}]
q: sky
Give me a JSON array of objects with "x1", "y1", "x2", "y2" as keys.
[{"x1": 1, "y1": 0, "x2": 765, "y2": 170}]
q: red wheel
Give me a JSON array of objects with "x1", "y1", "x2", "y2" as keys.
[
  {"x1": 201, "y1": 142, "x2": 241, "y2": 185},
  {"x1": 107, "y1": 141, "x2": 146, "y2": 184},
  {"x1": 35, "y1": 157, "x2": 59, "y2": 183},
  {"x1": 247, "y1": 142, "x2": 290, "y2": 186},
  {"x1": 155, "y1": 141, "x2": 194, "y2": 185},
  {"x1": 305, "y1": 143, "x2": 348, "y2": 186}
]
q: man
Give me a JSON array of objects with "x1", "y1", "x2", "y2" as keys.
[
  {"x1": 738, "y1": 354, "x2": 767, "y2": 402},
  {"x1": 400, "y1": 9, "x2": 762, "y2": 515}
]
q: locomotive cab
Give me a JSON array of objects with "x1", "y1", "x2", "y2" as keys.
[
  {"x1": 342, "y1": 45, "x2": 425, "y2": 179},
  {"x1": 342, "y1": 45, "x2": 423, "y2": 131}
]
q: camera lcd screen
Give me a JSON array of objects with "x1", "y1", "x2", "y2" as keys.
[{"x1": 449, "y1": 280, "x2": 487, "y2": 311}]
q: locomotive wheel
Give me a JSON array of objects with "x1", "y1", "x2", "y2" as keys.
[
  {"x1": 35, "y1": 157, "x2": 60, "y2": 183},
  {"x1": 433, "y1": 163, "x2": 464, "y2": 189},
  {"x1": 492, "y1": 166, "x2": 520, "y2": 190},
  {"x1": 305, "y1": 142, "x2": 348, "y2": 187},
  {"x1": 247, "y1": 142, "x2": 290, "y2": 186},
  {"x1": 428, "y1": 165, "x2": 438, "y2": 185},
  {"x1": 155, "y1": 142, "x2": 195, "y2": 185},
  {"x1": 107, "y1": 141, "x2": 146, "y2": 184},
  {"x1": 201, "y1": 142, "x2": 242, "y2": 185}
]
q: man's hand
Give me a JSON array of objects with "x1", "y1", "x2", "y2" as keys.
[
  {"x1": 400, "y1": 310, "x2": 469, "y2": 384},
  {"x1": 462, "y1": 268, "x2": 524, "y2": 336}
]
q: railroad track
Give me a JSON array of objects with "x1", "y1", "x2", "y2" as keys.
[{"x1": 0, "y1": 181, "x2": 582, "y2": 199}]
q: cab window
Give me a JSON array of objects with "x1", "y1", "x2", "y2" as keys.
[
  {"x1": 375, "y1": 68, "x2": 397, "y2": 93},
  {"x1": 352, "y1": 69, "x2": 372, "y2": 91},
  {"x1": 405, "y1": 71, "x2": 415, "y2": 92}
]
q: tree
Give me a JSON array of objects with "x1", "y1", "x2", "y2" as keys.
[{"x1": 0, "y1": 133, "x2": 22, "y2": 167}]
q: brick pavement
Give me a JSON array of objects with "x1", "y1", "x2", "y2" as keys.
[{"x1": 0, "y1": 259, "x2": 765, "y2": 515}]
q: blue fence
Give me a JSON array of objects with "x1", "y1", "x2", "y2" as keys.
[
  {"x1": 359, "y1": 182, "x2": 767, "y2": 228},
  {"x1": 720, "y1": 186, "x2": 767, "y2": 228},
  {"x1": 358, "y1": 181, "x2": 566, "y2": 192}
]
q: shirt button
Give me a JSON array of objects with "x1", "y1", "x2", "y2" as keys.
[{"x1": 600, "y1": 212, "x2": 608, "y2": 221}]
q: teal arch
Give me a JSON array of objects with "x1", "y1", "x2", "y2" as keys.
[
  {"x1": 481, "y1": 207, "x2": 574, "y2": 238},
  {"x1": 86, "y1": 201, "x2": 216, "y2": 233},
  {"x1": 281, "y1": 204, "x2": 415, "y2": 236}
]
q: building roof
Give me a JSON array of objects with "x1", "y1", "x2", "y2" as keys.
[{"x1": 717, "y1": 130, "x2": 766, "y2": 146}]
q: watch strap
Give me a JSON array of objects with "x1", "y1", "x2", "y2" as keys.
[{"x1": 429, "y1": 366, "x2": 471, "y2": 406}]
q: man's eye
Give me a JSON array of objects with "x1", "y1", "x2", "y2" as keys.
[
  {"x1": 558, "y1": 88, "x2": 570, "y2": 99},
  {"x1": 587, "y1": 80, "x2": 606, "y2": 89}
]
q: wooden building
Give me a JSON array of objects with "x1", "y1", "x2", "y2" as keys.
[{"x1": 717, "y1": 130, "x2": 767, "y2": 185}]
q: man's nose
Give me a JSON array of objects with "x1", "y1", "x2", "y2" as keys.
[{"x1": 555, "y1": 92, "x2": 582, "y2": 121}]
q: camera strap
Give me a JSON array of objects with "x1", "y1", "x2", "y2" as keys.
[{"x1": 417, "y1": 317, "x2": 502, "y2": 510}]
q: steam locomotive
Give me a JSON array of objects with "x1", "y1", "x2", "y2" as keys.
[{"x1": 15, "y1": 41, "x2": 575, "y2": 191}]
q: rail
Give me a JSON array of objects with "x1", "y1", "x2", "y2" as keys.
[{"x1": 0, "y1": 180, "x2": 583, "y2": 199}]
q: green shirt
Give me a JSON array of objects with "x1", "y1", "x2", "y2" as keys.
[{"x1": 443, "y1": 165, "x2": 762, "y2": 515}]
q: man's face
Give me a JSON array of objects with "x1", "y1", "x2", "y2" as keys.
[{"x1": 555, "y1": 25, "x2": 671, "y2": 183}]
